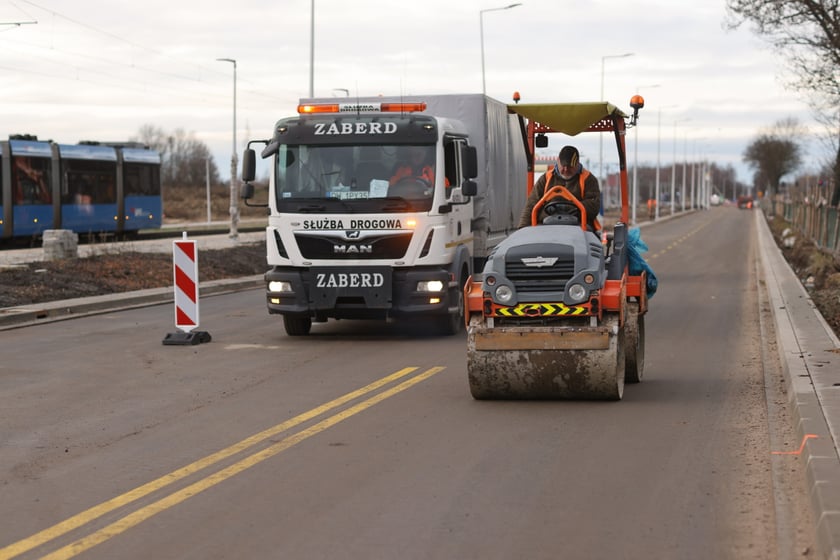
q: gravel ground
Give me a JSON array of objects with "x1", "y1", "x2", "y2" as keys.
[{"x1": 765, "y1": 213, "x2": 840, "y2": 340}]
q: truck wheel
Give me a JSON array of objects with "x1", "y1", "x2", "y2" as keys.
[
  {"x1": 283, "y1": 315, "x2": 312, "y2": 336},
  {"x1": 435, "y1": 273, "x2": 466, "y2": 336},
  {"x1": 624, "y1": 301, "x2": 645, "y2": 383}
]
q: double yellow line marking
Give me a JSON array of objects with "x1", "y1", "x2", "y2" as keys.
[{"x1": 1, "y1": 366, "x2": 445, "y2": 560}]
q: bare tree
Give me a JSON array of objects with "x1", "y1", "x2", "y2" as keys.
[
  {"x1": 726, "y1": 0, "x2": 840, "y2": 205},
  {"x1": 743, "y1": 118, "x2": 804, "y2": 196},
  {"x1": 131, "y1": 125, "x2": 220, "y2": 188}
]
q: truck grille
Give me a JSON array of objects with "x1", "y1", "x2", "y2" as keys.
[{"x1": 295, "y1": 232, "x2": 413, "y2": 260}]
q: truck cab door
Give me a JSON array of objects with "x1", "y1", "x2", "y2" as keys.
[{"x1": 442, "y1": 137, "x2": 473, "y2": 237}]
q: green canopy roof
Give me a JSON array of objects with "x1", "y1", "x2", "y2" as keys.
[{"x1": 507, "y1": 102, "x2": 628, "y2": 136}]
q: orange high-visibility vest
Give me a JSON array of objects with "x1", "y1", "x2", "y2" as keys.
[{"x1": 544, "y1": 166, "x2": 590, "y2": 195}]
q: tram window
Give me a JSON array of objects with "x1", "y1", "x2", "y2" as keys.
[
  {"x1": 13, "y1": 156, "x2": 52, "y2": 205},
  {"x1": 124, "y1": 163, "x2": 160, "y2": 196},
  {"x1": 61, "y1": 160, "x2": 116, "y2": 204}
]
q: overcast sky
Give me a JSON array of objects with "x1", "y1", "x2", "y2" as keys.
[{"x1": 0, "y1": 0, "x2": 826, "y2": 185}]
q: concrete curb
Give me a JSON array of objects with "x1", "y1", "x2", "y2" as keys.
[
  {"x1": 0, "y1": 275, "x2": 264, "y2": 330},
  {"x1": 757, "y1": 213, "x2": 840, "y2": 559}
]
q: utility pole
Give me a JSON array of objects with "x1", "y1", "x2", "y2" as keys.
[{"x1": 216, "y1": 58, "x2": 238, "y2": 239}]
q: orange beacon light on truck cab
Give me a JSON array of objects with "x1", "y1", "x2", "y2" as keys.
[{"x1": 297, "y1": 102, "x2": 427, "y2": 114}]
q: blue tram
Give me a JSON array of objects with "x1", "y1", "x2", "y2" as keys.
[{"x1": 0, "y1": 136, "x2": 162, "y2": 239}]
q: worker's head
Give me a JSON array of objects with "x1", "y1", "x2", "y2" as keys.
[{"x1": 556, "y1": 145, "x2": 580, "y2": 179}]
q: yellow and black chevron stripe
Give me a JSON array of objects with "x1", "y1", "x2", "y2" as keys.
[{"x1": 492, "y1": 302, "x2": 590, "y2": 317}]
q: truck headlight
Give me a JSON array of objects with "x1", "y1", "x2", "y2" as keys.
[
  {"x1": 268, "y1": 280, "x2": 293, "y2": 293},
  {"x1": 495, "y1": 285, "x2": 514, "y2": 303},
  {"x1": 567, "y1": 283, "x2": 587, "y2": 303},
  {"x1": 417, "y1": 280, "x2": 444, "y2": 292}
]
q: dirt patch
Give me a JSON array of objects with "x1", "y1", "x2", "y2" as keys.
[
  {"x1": 765, "y1": 214, "x2": 840, "y2": 339},
  {"x1": 0, "y1": 243, "x2": 267, "y2": 308}
]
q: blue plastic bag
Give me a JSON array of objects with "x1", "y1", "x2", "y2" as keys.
[{"x1": 627, "y1": 227, "x2": 658, "y2": 299}]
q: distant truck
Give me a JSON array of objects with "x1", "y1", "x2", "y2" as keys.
[{"x1": 241, "y1": 94, "x2": 527, "y2": 336}]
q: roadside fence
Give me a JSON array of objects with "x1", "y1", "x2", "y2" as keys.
[{"x1": 765, "y1": 198, "x2": 840, "y2": 256}]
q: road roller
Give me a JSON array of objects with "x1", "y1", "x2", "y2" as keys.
[{"x1": 464, "y1": 97, "x2": 649, "y2": 400}]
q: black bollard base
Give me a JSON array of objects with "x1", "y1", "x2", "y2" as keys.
[{"x1": 162, "y1": 330, "x2": 212, "y2": 346}]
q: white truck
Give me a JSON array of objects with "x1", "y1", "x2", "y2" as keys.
[{"x1": 241, "y1": 94, "x2": 527, "y2": 336}]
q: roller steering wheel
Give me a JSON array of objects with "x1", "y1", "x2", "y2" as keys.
[{"x1": 542, "y1": 198, "x2": 581, "y2": 225}]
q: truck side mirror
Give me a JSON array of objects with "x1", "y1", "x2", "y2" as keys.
[
  {"x1": 461, "y1": 179, "x2": 477, "y2": 197},
  {"x1": 240, "y1": 182, "x2": 254, "y2": 200},
  {"x1": 462, "y1": 146, "x2": 478, "y2": 179},
  {"x1": 242, "y1": 149, "x2": 256, "y2": 182},
  {"x1": 535, "y1": 134, "x2": 548, "y2": 148}
]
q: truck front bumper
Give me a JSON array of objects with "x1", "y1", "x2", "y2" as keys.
[{"x1": 264, "y1": 266, "x2": 455, "y2": 320}]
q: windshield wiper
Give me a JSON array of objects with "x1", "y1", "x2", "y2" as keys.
[
  {"x1": 381, "y1": 200, "x2": 410, "y2": 211},
  {"x1": 296, "y1": 198, "x2": 353, "y2": 213},
  {"x1": 380, "y1": 196, "x2": 420, "y2": 212},
  {"x1": 297, "y1": 204, "x2": 327, "y2": 212}
]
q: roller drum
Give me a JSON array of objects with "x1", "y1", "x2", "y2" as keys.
[
  {"x1": 467, "y1": 314, "x2": 626, "y2": 400},
  {"x1": 624, "y1": 301, "x2": 645, "y2": 383}
]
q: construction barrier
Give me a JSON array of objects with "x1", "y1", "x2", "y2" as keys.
[{"x1": 162, "y1": 232, "x2": 211, "y2": 345}]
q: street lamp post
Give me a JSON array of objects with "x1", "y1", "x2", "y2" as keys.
[
  {"x1": 654, "y1": 105, "x2": 678, "y2": 220},
  {"x1": 480, "y1": 3, "x2": 522, "y2": 95},
  {"x1": 671, "y1": 118, "x2": 690, "y2": 216},
  {"x1": 690, "y1": 139, "x2": 704, "y2": 210},
  {"x1": 682, "y1": 133, "x2": 688, "y2": 212},
  {"x1": 309, "y1": 0, "x2": 314, "y2": 97},
  {"x1": 216, "y1": 57, "x2": 238, "y2": 239},
  {"x1": 599, "y1": 52, "x2": 633, "y2": 206},
  {"x1": 632, "y1": 84, "x2": 659, "y2": 225},
  {"x1": 655, "y1": 109, "x2": 662, "y2": 220}
]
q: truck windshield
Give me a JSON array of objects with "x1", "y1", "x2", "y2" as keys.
[{"x1": 274, "y1": 144, "x2": 435, "y2": 213}]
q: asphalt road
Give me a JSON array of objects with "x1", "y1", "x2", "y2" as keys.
[{"x1": 0, "y1": 208, "x2": 821, "y2": 559}]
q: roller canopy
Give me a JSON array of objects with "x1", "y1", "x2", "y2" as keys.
[{"x1": 507, "y1": 102, "x2": 628, "y2": 136}]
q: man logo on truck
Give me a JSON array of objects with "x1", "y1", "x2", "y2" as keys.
[{"x1": 333, "y1": 244, "x2": 373, "y2": 254}]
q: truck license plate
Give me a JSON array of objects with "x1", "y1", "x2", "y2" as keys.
[{"x1": 309, "y1": 267, "x2": 392, "y2": 308}]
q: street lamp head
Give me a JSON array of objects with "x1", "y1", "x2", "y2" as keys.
[
  {"x1": 481, "y1": 3, "x2": 522, "y2": 15},
  {"x1": 602, "y1": 52, "x2": 634, "y2": 62},
  {"x1": 635, "y1": 83, "x2": 660, "y2": 93},
  {"x1": 216, "y1": 57, "x2": 236, "y2": 65}
]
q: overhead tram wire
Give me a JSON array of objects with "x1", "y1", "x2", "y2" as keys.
[
  {"x1": 12, "y1": 1, "x2": 278, "y2": 101},
  {"x1": 7, "y1": 0, "x2": 305, "y2": 128},
  {"x1": 0, "y1": 22, "x2": 277, "y2": 109},
  {"x1": 2, "y1": 4, "x2": 285, "y2": 106},
  {"x1": 18, "y1": 0, "x2": 209, "y2": 73}
]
